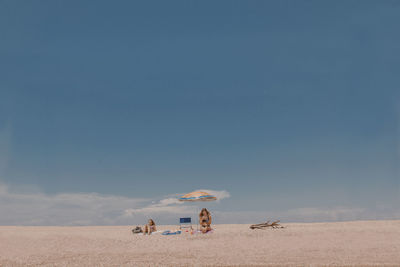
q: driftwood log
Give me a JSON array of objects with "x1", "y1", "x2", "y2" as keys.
[{"x1": 250, "y1": 220, "x2": 284, "y2": 229}]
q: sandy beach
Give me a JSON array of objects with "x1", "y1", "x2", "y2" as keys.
[{"x1": 0, "y1": 220, "x2": 399, "y2": 266}]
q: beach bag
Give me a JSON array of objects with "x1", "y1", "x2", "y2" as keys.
[{"x1": 132, "y1": 226, "x2": 143, "y2": 234}]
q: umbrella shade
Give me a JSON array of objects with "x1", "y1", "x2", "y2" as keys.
[{"x1": 178, "y1": 191, "x2": 217, "y2": 202}]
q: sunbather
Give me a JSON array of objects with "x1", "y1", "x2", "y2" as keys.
[
  {"x1": 143, "y1": 219, "x2": 157, "y2": 235},
  {"x1": 199, "y1": 208, "x2": 212, "y2": 233}
]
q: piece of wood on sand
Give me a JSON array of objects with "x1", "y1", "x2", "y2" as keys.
[{"x1": 250, "y1": 220, "x2": 285, "y2": 229}]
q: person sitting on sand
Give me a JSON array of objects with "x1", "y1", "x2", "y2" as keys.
[
  {"x1": 143, "y1": 219, "x2": 157, "y2": 235},
  {"x1": 199, "y1": 208, "x2": 212, "y2": 233}
]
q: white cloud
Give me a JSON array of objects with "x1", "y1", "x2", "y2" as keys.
[
  {"x1": 123, "y1": 189, "x2": 231, "y2": 218},
  {"x1": 0, "y1": 183, "x2": 231, "y2": 226},
  {"x1": 0, "y1": 182, "x2": 148, "y2": 226},
  {"x1": 123, "y1": 198, "x2": 189, "y2": 217}
]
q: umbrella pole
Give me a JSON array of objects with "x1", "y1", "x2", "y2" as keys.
[{"x1": 196, "y1": 207, "x2": 199, "y2": 231}]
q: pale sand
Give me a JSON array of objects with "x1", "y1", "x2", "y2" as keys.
[{"x1": 1, "y1": 220, "x2": 399, "y2": 266}]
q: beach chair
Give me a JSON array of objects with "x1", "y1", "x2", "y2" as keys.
[{"x1": 179, "y1": 217, "x2": 193, "y2": 230}]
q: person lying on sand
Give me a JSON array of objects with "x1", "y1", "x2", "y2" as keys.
[
  {"x1": 199, "y1": 208, "x2": 212, "y2": 233},
  {"x1": 143, "y1": 219, "x2": 157, "y2": 235}
]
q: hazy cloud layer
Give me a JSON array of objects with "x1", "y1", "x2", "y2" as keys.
[
  {"x1": 0, "y1": 183, "x2": 149, "y2": 225},
  {"x1": 123, "y1": 189, "x2": 231, "y2": 218},
  {"x1": 0, "y1": 182, "x2": 399, "y2": 226},
  {"x1": 0, "y1": 184, "x2": 233, "y2": 225}
]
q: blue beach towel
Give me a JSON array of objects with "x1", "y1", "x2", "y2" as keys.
[{"x1": 162, "y1": 230, "x2": 181, "y2": 235}]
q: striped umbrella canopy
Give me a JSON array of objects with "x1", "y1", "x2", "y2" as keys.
[{"x1": 178, "y1": 191, "x2": 217, "y2": 202}]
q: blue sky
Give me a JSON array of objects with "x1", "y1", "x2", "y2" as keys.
[{"x1": 0, "y1": 0, "x2": 399, "y2": 225}]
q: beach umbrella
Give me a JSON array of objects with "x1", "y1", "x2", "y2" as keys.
[
  {"x1": 178, "y1": 191, "x2": 217, "y2": 230},
  {"x1": 178, "y1": 191, "x2": 217, "y2": 202}
]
